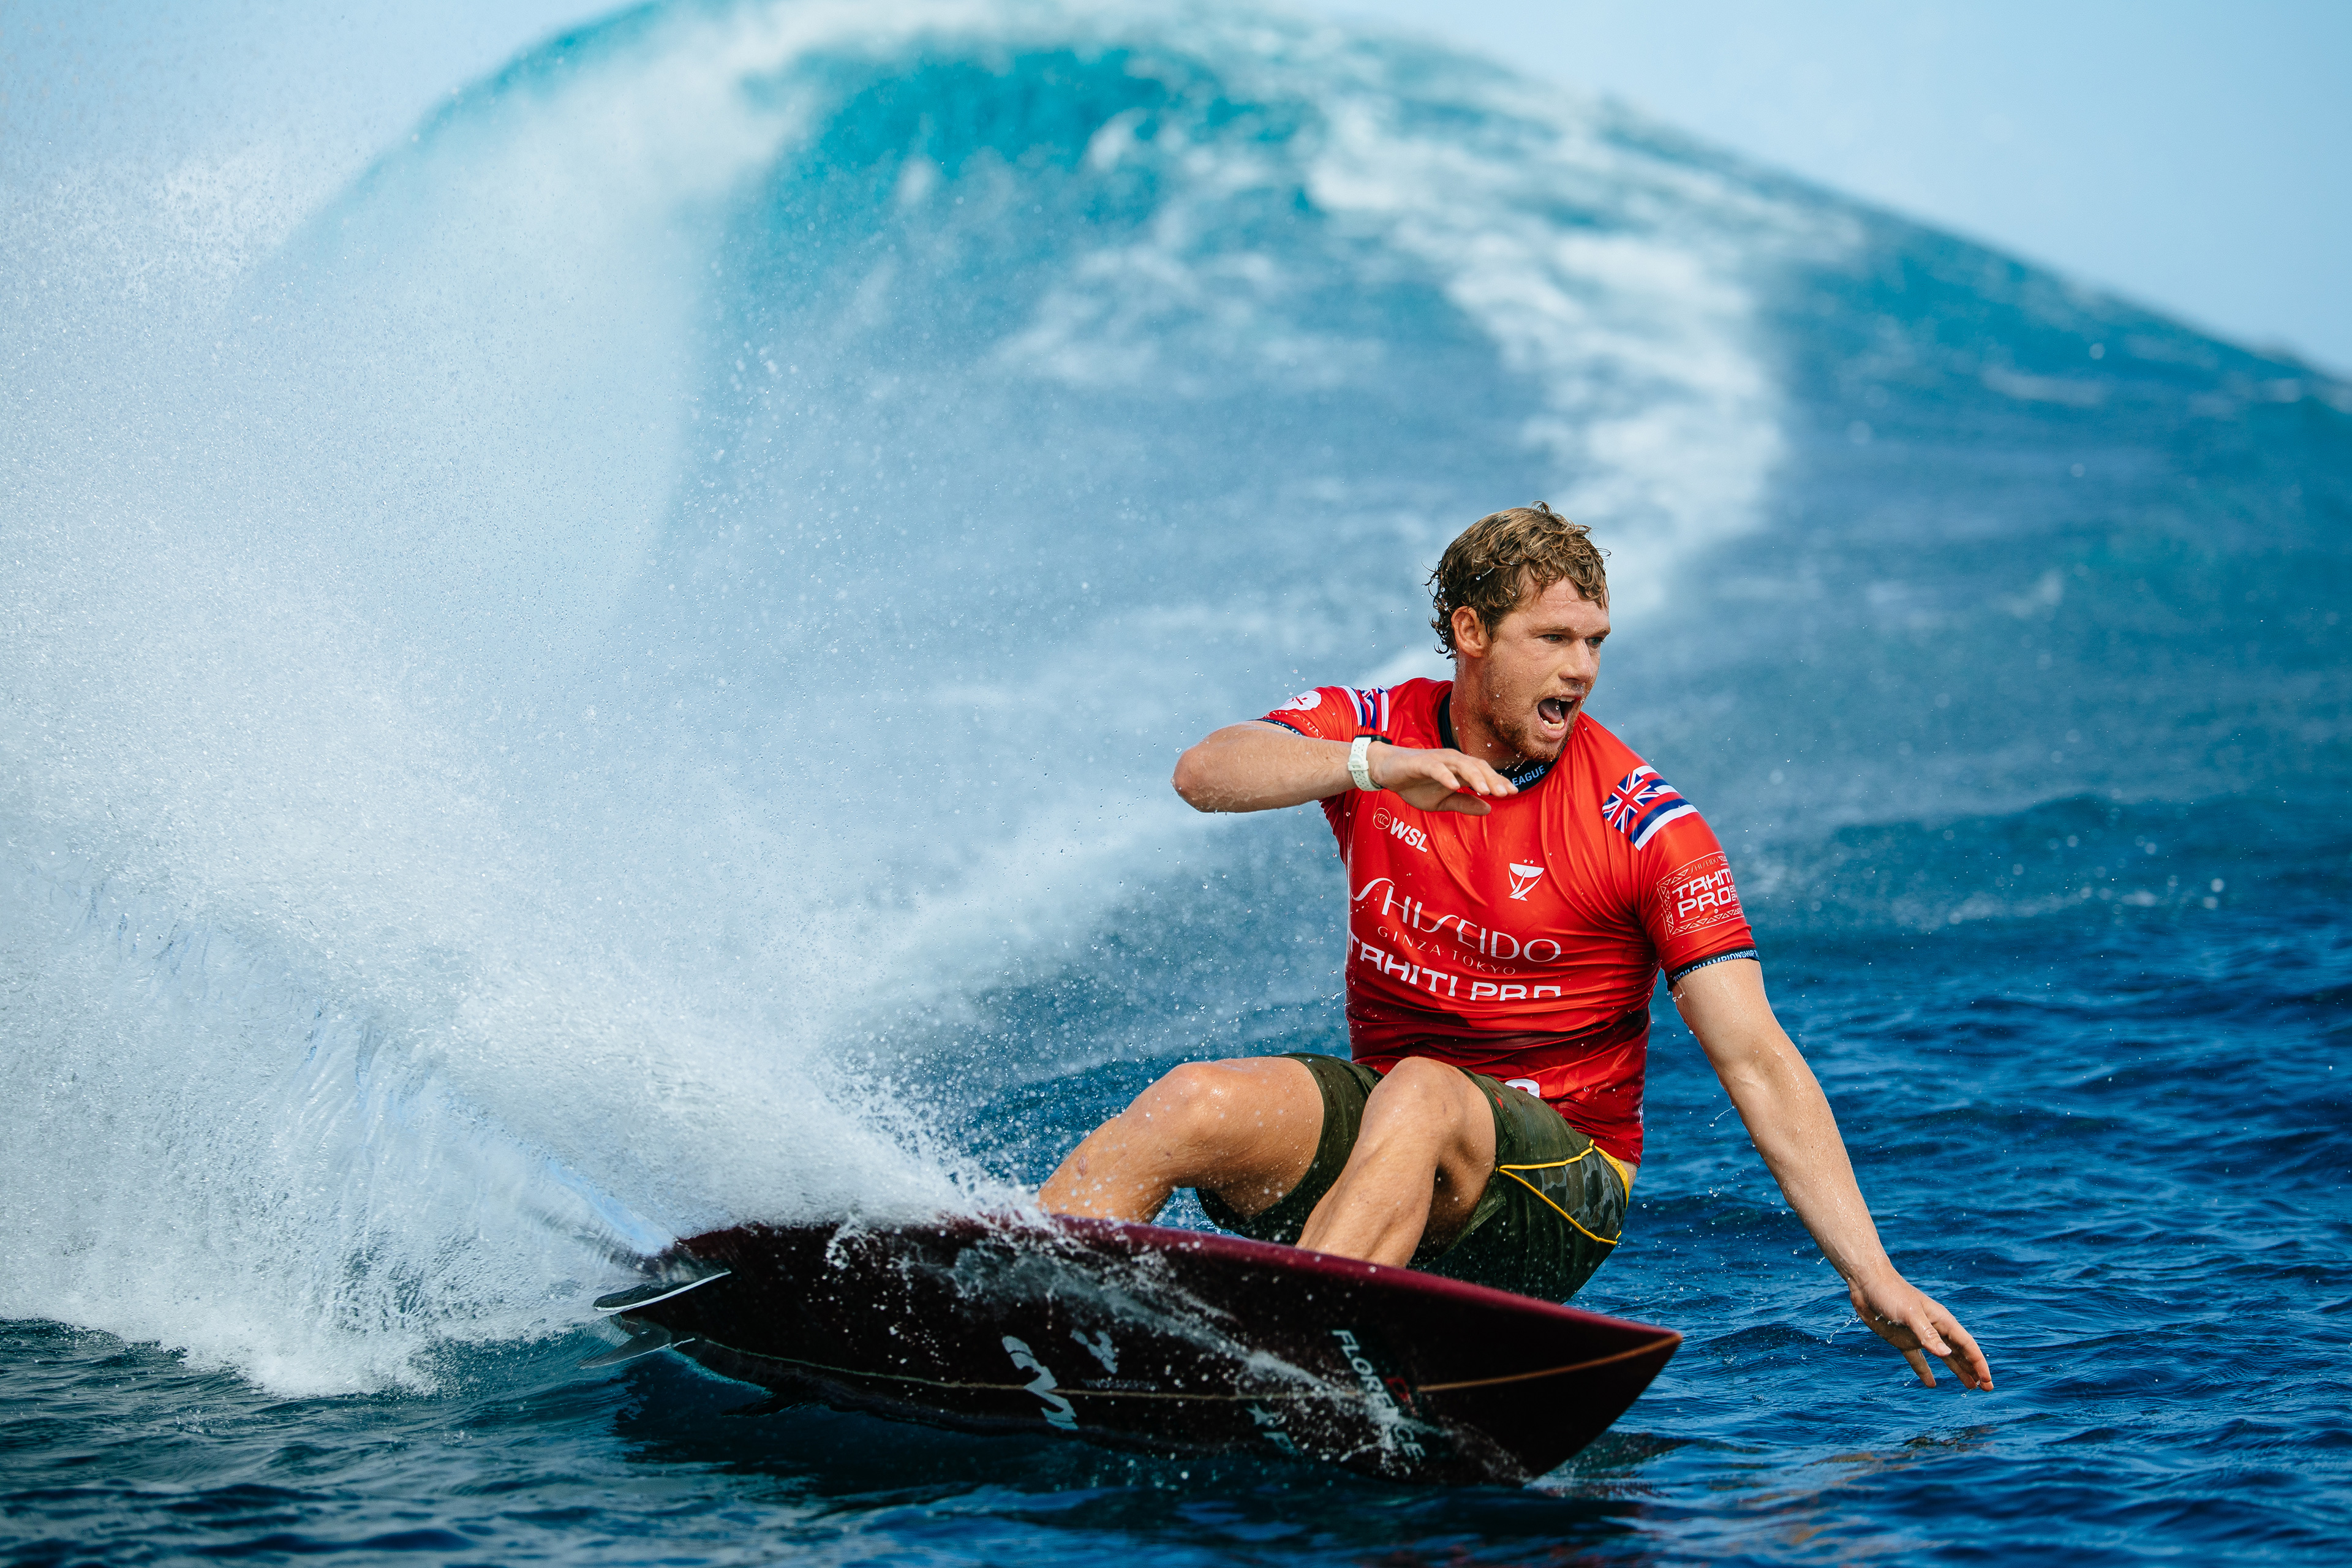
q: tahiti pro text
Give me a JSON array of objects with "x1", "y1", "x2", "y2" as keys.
[{"x1": 1349, "y1": 930, "x2": 1569, "y2": 1002}]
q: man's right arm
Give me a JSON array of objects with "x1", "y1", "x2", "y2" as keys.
[{"x1": 1171, "y1": 722, "x2": 1520, "y2": 815}]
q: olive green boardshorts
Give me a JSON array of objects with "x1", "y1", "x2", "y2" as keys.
[{"x1": 1195, "y1": 1052, "x2": 1630, "y2": 1304}]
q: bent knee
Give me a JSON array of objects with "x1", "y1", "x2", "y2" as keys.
[
  {"x1": 1364, "y1": 1057, "x2": 1485, "y2": 1126},
  {"x1": 1131, "y1": 1060, "x2": 1268, "y2": 1136},
  {"x1": 1372, "y1": 1055, "x2": 1471, "y2": 1104}
]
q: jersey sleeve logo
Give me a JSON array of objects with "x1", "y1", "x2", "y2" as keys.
[
  {"x1": 1343, "y1": 686, "x2": 1391, "y2": 734},
  {"x1": 1286, "y1": 690, "x2": 1323, "y2": 711},
  {"x1": 1601, "y1": 765, "x2": 1697, "y2": 849},
  {"x1": 1658, "y1": 852, "x2": 1744, "y2": 937}
]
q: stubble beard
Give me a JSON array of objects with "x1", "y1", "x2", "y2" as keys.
[
  {"x1": 1464, "y1": 668, "x2": 1572, "y2": 765},
  {"x1": 1493, "y1": 705, "x2": 1570, "y2": 764}
]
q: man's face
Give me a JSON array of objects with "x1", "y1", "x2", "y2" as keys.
[{"x1": 1454, "y1": 578, "x2": 1610, "y2": 762}]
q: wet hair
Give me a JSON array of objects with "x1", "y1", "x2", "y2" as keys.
[{"x1": 1427, "y1": 503, "x2": 1609, "y2": 655}]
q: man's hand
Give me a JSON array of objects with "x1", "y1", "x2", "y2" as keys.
[
  {"x1": 1849, "y1": 1271, "x2": 1995, "y2": 1390},
  {"x1": 1368, "y1": 742, "x2": 1517, "y2": 815}
]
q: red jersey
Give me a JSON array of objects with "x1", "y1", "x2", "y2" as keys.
[{"x1": 1262, "y1": 677, "x2": 1758, "y2": 1163}]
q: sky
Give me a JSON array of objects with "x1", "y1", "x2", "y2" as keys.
[
  {"x1": 5, "y1": 0, "x2": 2346, "y2": 371},
  {"x1": 1305, "y1": 0, "x2": 2352, "y2": 373}
]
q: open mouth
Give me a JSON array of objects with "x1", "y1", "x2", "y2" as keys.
[{"x1": 1537, "y1": 697, "x2": 1572, "y2": 725}]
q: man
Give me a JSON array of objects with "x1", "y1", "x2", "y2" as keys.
[{"x1": 1041, "y1": 504, "x2": 1992, "y2": 1391}]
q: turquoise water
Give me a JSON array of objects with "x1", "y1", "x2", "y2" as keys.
[{"x1": 4, "y1": 2, "x2": 2347, "y2": 1561}]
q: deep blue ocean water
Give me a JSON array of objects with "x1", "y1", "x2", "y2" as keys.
[{"x1": 4, "y1": 2, "x2": 2348, "y2": 1562}]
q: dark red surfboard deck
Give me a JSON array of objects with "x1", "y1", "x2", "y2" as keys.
[{"x1": 603, "y1": 1214, "x2": 1678, "y2": 1485}]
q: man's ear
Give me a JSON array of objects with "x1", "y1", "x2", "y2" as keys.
[{"x1": 1450, "y1": 605, "x2": 1490, "y2": 657}]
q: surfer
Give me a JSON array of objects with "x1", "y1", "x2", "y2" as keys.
[{"x1": 1042, "y1": 504, "x2": 1992, "y2": 1391}]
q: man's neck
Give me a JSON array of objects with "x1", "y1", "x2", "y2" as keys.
[{"x1": 1444, "y1": 671, "x2": 1521, "y2": 767}]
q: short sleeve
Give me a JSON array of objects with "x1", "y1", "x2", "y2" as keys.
[
  {"x1": 1635, "y1": 809, "x2": 1760, "y2": 986},
  {"x1": 1259, "y1": 685, "x2": 1384, "y2": 851},
  {"x1": 1259, "y1": 685, "x2": 1363, "y2": 744}
]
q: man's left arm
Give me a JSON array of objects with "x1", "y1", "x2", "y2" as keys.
[{"x1": 1672, "y1": 958, "x2": 1995, "y2": 1391}]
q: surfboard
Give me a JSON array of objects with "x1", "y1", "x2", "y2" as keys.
[{"x1": 591, "y1": 1213, "x2": 1678, "y2": 1485}]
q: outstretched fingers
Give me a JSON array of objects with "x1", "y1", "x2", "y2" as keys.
[
  {"x1": 1896, "y1": 1292, "x2": 1992, "y2": 1391},
  {"x1": 1450, "y1": 751, "x2": 1519, "y2": 798},
  {"x1": 1924, "y1": 1302, "x2": 1994, "y2": 1390},
  {"x1": 1853, "y1": 1279, "x2": 1995, "y2": 1392},
  {"x1": 1382, "y1": 747, "x2": 1517, "y2": 814}
]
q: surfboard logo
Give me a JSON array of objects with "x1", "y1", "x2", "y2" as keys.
[
  {"x1": 1506, "y1": 861, "x2": 1545, "y2": 900},
  {"x1": 1331, "y1": 1327, "x2": 1427, "y2": 1461},
  {"x1": 1001, "y1": 1336, "x2": 1079, "y2": 1430}
]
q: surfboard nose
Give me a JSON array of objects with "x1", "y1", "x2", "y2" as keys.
[{"x1": 594, "y1": 1263, "x2": 731, "y2": 1315}]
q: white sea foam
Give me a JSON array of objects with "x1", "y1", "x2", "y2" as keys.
[{"x1": 0, "y1": 0, "x2": 1834, "y2": 1391}]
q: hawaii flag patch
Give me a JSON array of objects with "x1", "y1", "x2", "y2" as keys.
[{"x1": 1601, "y1": 765, "x2": 1697, "y2": 849}]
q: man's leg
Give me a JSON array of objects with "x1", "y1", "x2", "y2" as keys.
[
  {"x1": 1294, "y1": 1057, "x2": 1495, "y2": 1267},
  {"x1": 1040, "y1": 1057, "x2": 1324, "y2": 1223}
]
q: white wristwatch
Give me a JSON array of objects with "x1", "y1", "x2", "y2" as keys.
[{"x1": 1347, "y1": 734, "x2": 1378, "y2": 791}]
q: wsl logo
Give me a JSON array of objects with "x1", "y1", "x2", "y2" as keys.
[
  {"x1": 1506, "y1": 862, "x2": 1544, "y2": 901},
  {"x1": 1370, "y1": 808, "x2": 1429, "y2": 853}
]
